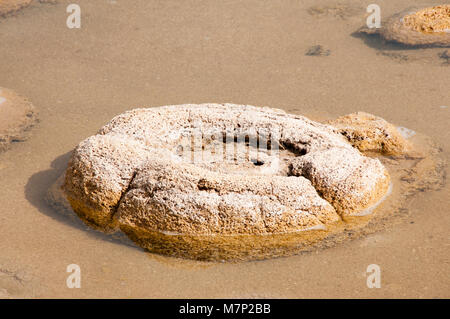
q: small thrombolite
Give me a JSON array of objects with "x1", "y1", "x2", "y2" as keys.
[
  {"x1": 359, "y1": 5, "x2": 450, "y2": 47},
  {"x1": 0, "y1": 0, "x2": 31, "y2": 17},
  {"x1": 0, "y1": 87, "x2": 37, "y2": 153},
  {"x1": 49, "y1": 104, "x2": 416, "y2": 260},
  {"x1": 0, "y1": 0, "x2": 58, "y2": 18}
]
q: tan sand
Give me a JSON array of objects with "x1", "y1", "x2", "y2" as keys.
[{"x1": 0, "y1": 0, "x2": 448, "y2": 298}]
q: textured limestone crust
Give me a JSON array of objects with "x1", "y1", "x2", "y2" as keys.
[
  {"x1": 403, "y1": 5, "x2": 450, "y2": 33},
  {"x1": 289, "y1": 147, "x2": 390, "y2": 216},
  {"x1": 360, "y1": 5, "x2": 450, "y2": 47},
  {"x1": 60, "y1": 104, "x2": 393, "y2": 260},
  {"x1": 0, "y1": 87, "x2": 37, "y2": 153},
  {"x1": 326, "y1": 112, "x2": 411, "y2": 156}
]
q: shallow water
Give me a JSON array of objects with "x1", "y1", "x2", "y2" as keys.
[{"x1": 0, "y1": 0, "x2": 449, "y2": 298}]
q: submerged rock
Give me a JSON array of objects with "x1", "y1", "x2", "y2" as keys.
[
  {"x1": 438, "y1": 49, "x2": 450, "y2": 64},
  {"x1": 0, "y1": 87, "x2": 38, "y2": 153},
  {"x1": 0, "y1": 0, "x2": 32, "y2": 17},
  {"x1": 359, "y1": 5, "x2": 450, "y2": 47},
  {"x1": 327, "y1": 112, "x2": 410, "y2": 156},
  {"x1": 49, "y1": 104, "x2": 400, "y2": 260},
  {"x1": 0, "y1": 0, "x2": 56, "y2": 18},
  {"x1": 305, "y1": 45, "x2": 331, "y2": 57}
]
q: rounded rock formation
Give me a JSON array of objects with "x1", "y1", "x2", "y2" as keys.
[
  {"x1": 58, "y1": 104, "x2": 394, "y2": 259},
  {"x1": 359, "y1": 5, "x2": 450, "y2": 47},
  {"x1": 0, "y1": 87, "x2": 37, "y2": 153},
  {"x1": 326, "y1": 112, "x2": 411, "y2": 156}
]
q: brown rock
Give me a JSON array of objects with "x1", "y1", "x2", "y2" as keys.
[
  {"x1": 53, "y1": 104, "x2": 396, "y2": 259},
  {"x1": 117, "y1": 159, "x2": 338, "y2": 237},
  {"x1": 63, "y1": 134, "x2": 156, "y2": 231},
  {"x1": 0, "y1": 0, "x2": 57, "y2": 18},
  {"x1": 326, "y1": 112, "x2": 411, "y2": 156},
  {"x1": 290, "y1": 147, "x2": 390, "y2": 216},
  {"x1": 402, "y1": 5, "x2": 450, "y2": 33}
]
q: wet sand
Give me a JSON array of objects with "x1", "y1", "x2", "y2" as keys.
[{"x1": 0, "y1": 0, "x2": 449, "y2": 298}]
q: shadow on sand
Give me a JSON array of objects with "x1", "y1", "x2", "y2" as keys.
[{"x1": 350, "y1": 30, "x2": 420, "y2": 52}]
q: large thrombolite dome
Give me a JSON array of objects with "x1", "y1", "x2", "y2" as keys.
[{"x1": 49, "y1": 104, "x2": 420, "y2": 261}]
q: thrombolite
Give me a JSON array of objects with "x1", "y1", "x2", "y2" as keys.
[
  {"x1": 47, "y1": 104, "x2": 444, "y2": 261},
  {"x1": 0, "y1": 87, "x2": 38, "y2": 154},
  {"x1": 0, "y1": 0, "x2": 32, "y2": 17},
  {"x1": 359, "y1": 5, "x2": 450, "y2": 47},
  {"x1": 0, "y1": 0, "x2": 57, "y2": 18}
]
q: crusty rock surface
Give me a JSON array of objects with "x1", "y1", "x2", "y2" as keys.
[
  {"x1": 327, "y1": 112, "x2": 411, "y2": 156},
  {"x1": 0, "y1": 87, "x2": 37, "y2": 153},
  {"x1": 359, "y1": 5, "x2": 450, "y2": 47},
  {"x1": 117, "y1": 159, "x2": 338, "y2": 236},
  {"x1": 63, "y1": 134, "x2": 158, "y2": 231},
  {"x1": 403, "y1": 5, "x2": 450, "y2": 33},
  {"x1": 293, "y1": 147, "x2": 390, "y2": 216},
  {"x1": 62, "y1": 104, "x2": 391, "y2": 244}
]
